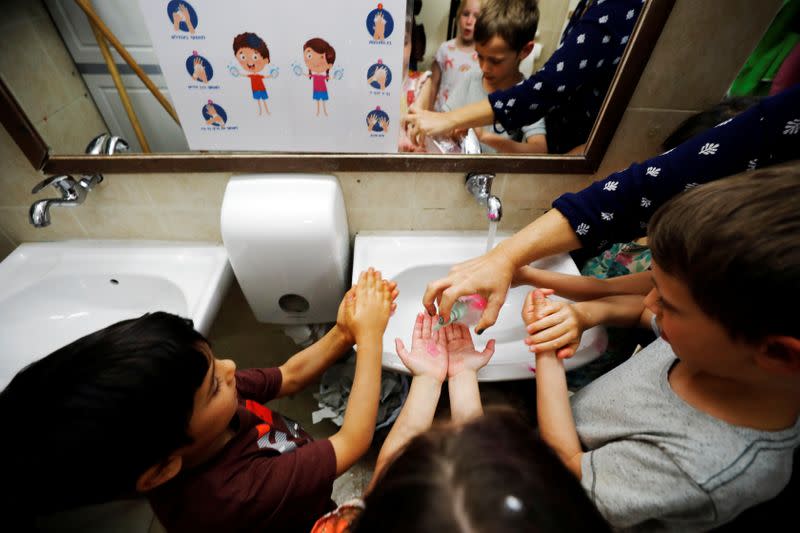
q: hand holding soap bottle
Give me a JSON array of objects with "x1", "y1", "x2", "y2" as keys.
[{"x1": 434, "y1": 294, "x2": 487, "y2": 330}]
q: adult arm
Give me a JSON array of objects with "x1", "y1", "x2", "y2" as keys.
[{"x1": 553, "y1": 84, "x2": 800, "y2": 252}]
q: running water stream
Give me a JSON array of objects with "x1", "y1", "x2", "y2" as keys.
[{"x1": 486, "y1": 220, "x2": 498, "y2": 253}]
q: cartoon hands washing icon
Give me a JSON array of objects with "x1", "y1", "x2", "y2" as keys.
[
  {"x1": 167, "y1": 1, "x2": 197, "y2": 34},
  {"x1": 367, "y1": 61, "x2": 392, "y2": 90},
  {"x1": 202, "y1": 100, "x2": 226, "y2": 127},
  {"x1": 186, "y1": 51, "x2": 213, "y2": 83},
  {"x1": 366, "y1": 4, "x2": 394, "y2": 41},
  {"x1": 367, "y1": 107, "x2": 390, "y2": 133}
]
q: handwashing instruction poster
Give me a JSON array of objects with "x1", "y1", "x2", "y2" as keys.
[{"x1": 137, "y1": 1, "x2": 405, "y2": 152}]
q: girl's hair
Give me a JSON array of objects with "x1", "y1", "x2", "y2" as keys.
[
  {"x1": 0, "y1": 312, "x2": 209, "y2": 517},
  {"x1": 304, "y1": 37, "x2": 336, "y2": 78},
  {"x1": 661, "y1": 96, "x2": 760, "y2": 151},
  {"x1": 354, "y1": 407, "x2": 609, "y2": 533}
]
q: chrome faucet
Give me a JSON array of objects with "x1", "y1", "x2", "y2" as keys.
[
  {"x1": 28, "y1": 133, "x2": 128, "y2": 228},
  {"x1": 465, "y1": 172, "x2": 502, "y2": 222}
]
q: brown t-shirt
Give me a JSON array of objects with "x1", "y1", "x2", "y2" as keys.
[{"x1": 149, "y1": 368, "x2": 337, "y2": 533}]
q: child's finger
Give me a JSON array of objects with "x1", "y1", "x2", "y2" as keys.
[
  {"x1": 421, "y1": 313, "x2": 432, "y2": 340},
  {"x1": 525, "y1": 312, "x2": 564, "y2": 334},
  {"x1": 395, "y1": 338, "x2": 410, "y2": 361},
  {"x1": 443, "y1": 323, "x2": 453, "y2": 343},
  {"x1": 530, "y1": 332, "x2": 575, "y2": 353},
  {"x1": 482, "y1": 338, "x2": 496, "y2": 358},
  {"x1": 557, "y1": 345, "x2": 578, "y2": 359},
  {"x1": 412, "y1": 312, "x2": 424, "y2": 340},
  {"x1": 390, "y1": 302, "x2": 397, "y2": 316},
  {"x1": 528, "y1": 320, "x2": 574, "y2": 344}
]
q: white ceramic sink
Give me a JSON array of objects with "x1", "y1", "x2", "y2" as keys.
[
  {"x1": 352, "y1": 231, "x2": 607, "y2": 381},
  {"x1": 0, "y1": 240, "x2": 232, "y2": 389}
]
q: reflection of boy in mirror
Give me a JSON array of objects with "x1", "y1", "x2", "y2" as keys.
[
  {"x1": 405, "y1": 0, "x2": 645, "y2": 154},
  {"x1": 233, "y1": 32, "x2": 272, "y2": 116},
  {"x1": 443, "y1": 0, "x2": 546, "y2": 154},
  {"x1": 428, "y1": 0, "x2": 481, "y2": 111},
  {"x1": 303, "y1": 38, "x2": 336, "y2": 117}
]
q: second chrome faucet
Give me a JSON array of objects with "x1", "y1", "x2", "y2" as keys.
[{"x1": 465, "y1": 172, "x2": 502, "y2": 222}]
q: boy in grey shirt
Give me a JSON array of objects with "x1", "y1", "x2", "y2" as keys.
[{"x1": 523, "y1": 167, "x2": 800, "y2": 531}]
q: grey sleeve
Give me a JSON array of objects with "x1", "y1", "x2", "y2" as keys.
[
  {"x1": 521, "y1": 117, "x2": 547, "y2": 138},
  {"x1": 582, "y1": 440, "x2": 716, "y2": 530}
]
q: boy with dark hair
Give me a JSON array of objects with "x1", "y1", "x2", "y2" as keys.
[
  {"x1": 523, "y1": 167, "x2": 800, "y2": 530},
  {"x1": 442, "y1": 0, "x2": 547, "y2": 154},
  {"x1": 1, "y1": 269, "x2": 396, "y2": 532},
  {"x1": 233, "y1": 32, "x2": 272, "y2": 115}
]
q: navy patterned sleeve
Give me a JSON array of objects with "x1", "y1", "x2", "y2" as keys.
[
  {"x1": 488, "y1": 0, "x2": 643, "y2": 132},
  {"x1": 552, "y1": 84, "x2": 800, "y2": 252}
]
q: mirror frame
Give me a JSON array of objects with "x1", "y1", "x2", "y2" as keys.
[{"x1": 1, "y1": 0, "x2": 674, "y2": 175}]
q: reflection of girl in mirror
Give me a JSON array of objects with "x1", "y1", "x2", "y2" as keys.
[
  {"x1": 202, "y1": 100, "x2": 226, "y2": 127},
  {"x1": 168, "y1": 1, "x2": 197, "y2": 34},
  {"x1": 303, "y1": 38, "x2": 336, "y2": 117},
  {"x1": 428, "y1": 0, "x2": 481, "y2": 111},
  {"x1": 406, "y1": 0, "x2": 645, "y2": 154}
]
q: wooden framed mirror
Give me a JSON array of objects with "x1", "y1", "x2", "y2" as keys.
[{"x1": 1, "y1": 0, "x2": 675, "y2": 175}]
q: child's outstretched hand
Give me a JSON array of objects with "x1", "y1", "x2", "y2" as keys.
[
  {"x1": 346, "y1": 268, "x2": 394, "y2": 343},
  {"x1": 444, "y1": 323, "x2": 495, "y2": 378},
  {"x1": 395, "y1": 313, "x2": 448, "y2": 383},
  {"x1": 522, "y1": 289, "x2": 583, "y2": 359}
]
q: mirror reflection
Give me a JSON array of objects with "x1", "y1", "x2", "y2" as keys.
[{"x1": 7, "y1": 0, "x2": 645, "y2": 156}]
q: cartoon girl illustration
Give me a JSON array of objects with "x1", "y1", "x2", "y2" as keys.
[
  {"x1": 167, "y1": 1, "x2": 197, "y2": 34},
  {"x1": 303, "y1": 38, "x2": 336, "y2": 117},
  {"x1": 185, "y1": 51, "x2": 212, "y2": 83},
  {"x1": 366, "y1": 107, "x2": 389, "y2": 133},
  {"x1": 233, "y1": 32, "x2": 272, "y2": 116},
  {"x1": 366, "y1": 4, "x2": 394, "y2": 41},
  {"x1": 202, "y1": 100, "x2": 226, "y2": 127}
]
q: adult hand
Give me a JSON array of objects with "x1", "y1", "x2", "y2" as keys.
[
  {"x1": 444, "y1": 323, "x2": 495, "y2": 378},
  {"x1": 422, "y1": 246, "x2": 517, "y2": 334},
  {"x1": 395, "y1": 312, "x2": 448, "y2": 384}
]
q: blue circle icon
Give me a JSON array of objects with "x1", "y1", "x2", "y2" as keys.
[
  {"x1": 367, "y1": 107, "x2": 390, "y2": 132},
  {"x1": 167, "y1": 1, "x2": 199, "y2": 33},
  {"x1": 367, "y1": 62, "x2": 392, "y2": 89},
  {"x1": 202, "y1": 102, "x2": 227, "y2": 127},
  {"x1": 185, "y1": 53, "x2": 213, "y2": 82},
  {"x1": 366, "y1": 6, "x2": 394, "y2": 40}
]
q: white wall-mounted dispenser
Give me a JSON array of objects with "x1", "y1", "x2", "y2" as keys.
[{"x1": 220, "y1": 174, "x2": 349, "y2": 325}]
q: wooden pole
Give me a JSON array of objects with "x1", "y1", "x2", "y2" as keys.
[
  {"x1": 89, "y1": 21, "x2": 151, "y2": 152},
  {"x1": 74, "y1": 0, "x2": 181, "y2": 126}
]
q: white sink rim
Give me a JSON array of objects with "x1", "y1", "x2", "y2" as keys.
[
  {"x1": 0, "y1": 240, "x2": 232, "y2": 389},
  {"x1": 353, "y1": 231, "x2": 607, "y2": 382}
]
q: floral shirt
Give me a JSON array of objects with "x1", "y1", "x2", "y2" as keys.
[
  {"x1": 488, "y1": 0, "x2": 644, "y2": 153},
  {"x1": 553, "y1": 83, "x2": 800, "y2": 252},
  {"x1": 434, "y1": 38, "x2": 479, "y2": 111}
]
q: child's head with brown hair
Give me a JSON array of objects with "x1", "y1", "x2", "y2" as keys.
[
  {"x1": 473, "y1": 0, "x2": 539, "y2": 90},
  {"x1": 303, "y1": 37, "x2": 336, "y2": 76},
  {"x1": 353, "y1": 407, "x2": 608, "y2": 532},
  {"x1": 232, "y1": 32, "x2": 270, "y2": 73},
  {"x1": 646, "y1": 165, "x2": 800, "y2": 386},
  {"x1": 456, "y1": 0, "x2": 482, "y2": 45}
]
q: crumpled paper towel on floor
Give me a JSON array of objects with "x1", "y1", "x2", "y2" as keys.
[{"x1": 313, "y1": 353, "x2": 409, "y2": 429}]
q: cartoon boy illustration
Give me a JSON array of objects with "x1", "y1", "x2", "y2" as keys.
[
  {"x1": 303, "y1": 38, "x2": 336, "y2": 117},
  {"x1": 233, "y1": 32, "x2": 272, "y2": 116}
]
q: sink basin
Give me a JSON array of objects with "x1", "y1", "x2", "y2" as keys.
[
  {"x1": 352, "y1": 231, "x2": 607, "y2": 381},
  {"x1": 0, "y1": 240, "x2": 232, "y2": 389}
]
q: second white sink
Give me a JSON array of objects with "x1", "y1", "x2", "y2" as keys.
[{"x1": 352, "y1": 231, "x2": 607, "y2": 381}]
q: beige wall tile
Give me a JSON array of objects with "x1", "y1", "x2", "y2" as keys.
[
  {"x1": 72, "y1": 206, "x2": 167, "y2": 240},
  {"x1": 502, "y1": 174, "x2": 593, "y2": 210},
  {"x1": 338, "y1": 173, "x2": 415, "y2": 208},
  {"x1": 347, "y1": 207, "x2": 414, "y2": 233},
  {"x1": 140, "y1": 173, "x2": 231, "y2": 206},
  {"x1": 0, "y1": 226, "x2": 18, "y2": 261},
  {"x1": 498, "y1": 207, "x2": 549, "y2": 233},
  {"x1": 35, "y1": 95, "x2": 110, "y2": 155},
  {"x1": 411, "y1": 206, "x2": 488, "y2": 231},
  {"x1": 629, "y1": 0, "x2": 782, "y2": 110},
  {"x1": 157, "y1": 208, "x2": 223, "y2": 242},
  {"x1": 0, "y1": 126, "x2": 45, "y2": 207},
  {"x1": 413, "y1": 172, "x2": 476, "y2": 208},
  {"x1": 0, "y1": 206, "x2": 86, "y2": 242},
  {"x1": 594, "y1": 108, "x2": 697, "y2": 180}
]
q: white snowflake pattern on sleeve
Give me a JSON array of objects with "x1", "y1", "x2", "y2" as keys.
[
  {"x1": 698, "y1": 143, "x2": 719, "y2": 155},
  {"x1": 603, "y1": 180, "x2": 619, "y2": 192},
  {"x1": 576, "y1": 223, "x2": 590, "y2": 236},
  {"x1": 783, "y1": 118, "x2": 799, "y2": 135}
]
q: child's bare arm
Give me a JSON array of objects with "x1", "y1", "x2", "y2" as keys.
[
  {"x1": 523, "y1": 290, "x2": 583, "y2": 478},
  {"x1": 513, "y1": 267, "x2": 652, "y2": 301},
  {"x1": 445, "y1": 323, "x2": 495, "y2": 423},
  {"x1": 277, "y1": 281, "x2": 398, "y2": 398},
  {"x1": 369, "y1": 313, "x2": 447, "y2": 489},
  {"x1": 475, "y1": 131, "x2": 548, "y2": 154},
  {"x1": 329, "y1": 269, "x2": 393, "y2": 475},
  {"x1": 525, "y1": 294, "x2": 646, "y2": 358}
]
